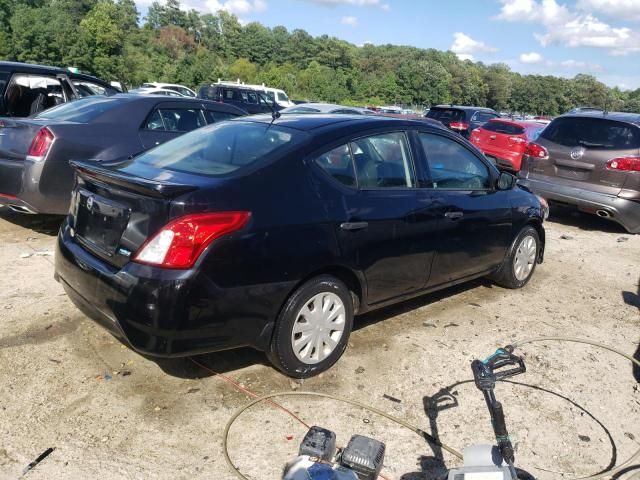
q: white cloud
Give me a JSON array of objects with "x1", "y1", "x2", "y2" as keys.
[
  {"x1": 206, "y1": 0, "x2": 267, "y2": 15},
  {"x1": 560, "y1": 59, "x2": 603, "y2": 71},
  {"x1": 577, "y1": 0, "x2": 640, "y2": 21},
  {"x1": 497, "y1": 0, "x2": 640, "y2": 55},
  {"x1": 298, "y1": 0, "x2": 389, "y2": 10},
  {"x1": 341, "y1": 15, "x2": 358, "y2": 26},
  {"x1": 450, "y1": 32, "x2": 496, "y2": 61},
  {"x1": 519, "y1": 51, "x2": 544, "y2": 63}
]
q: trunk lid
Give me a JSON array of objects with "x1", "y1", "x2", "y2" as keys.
[
  {"x1": 69, "y1": 160, "x2": 200, "y2": 268},
  {"x1": 530, "y1": 116, "x2": 640, "y2": 195}
]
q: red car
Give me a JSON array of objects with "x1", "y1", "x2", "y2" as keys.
[{"x1": 470, "y1": 119, "x2": 547, "y2": 172}]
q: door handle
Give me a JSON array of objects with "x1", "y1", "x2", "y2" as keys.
[
  {"x1": 340, "y1": 222, "x2": 369, "y2": 231},
  {"x1": 444, "y1": 211, "x2": 464, "y2": 220}
]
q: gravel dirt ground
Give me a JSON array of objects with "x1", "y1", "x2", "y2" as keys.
[{"x1": 0, "y1": 205, "x2": 639, "y2": 480}]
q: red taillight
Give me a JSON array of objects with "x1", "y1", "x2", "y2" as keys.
[
  {"x1": 133, "y1": 212, "x2": 251, "y2": 269},
  {"x1": 27, "y1": 127, "x2": 55, "y2": 161},
  {"x1": 607, "y1": 156, "x2": 640, "y2": 172},
  {"x1": 524, "y1": 142, "x2": 549, "y2": 159},
  {"x1": 449, "y1": 121, "x2": 470, "y2": 131}
]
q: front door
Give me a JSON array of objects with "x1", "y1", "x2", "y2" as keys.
[{"x1": 417, "y1": 131, "x2": 512, "y2": 287}]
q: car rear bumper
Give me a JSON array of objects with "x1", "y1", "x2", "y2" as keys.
[
  {"x1": 54, "y1": 218, "x2": 293, "y2": 357},
  {"x1": 0, "y1": 158, "x2": 69, "y2": 214},
  {"x1": 518, "y1": 177, "x2": 640, "y2": 233},
  {"x1": 481, "y1": 149, "x2": 522, "y2": 171}
]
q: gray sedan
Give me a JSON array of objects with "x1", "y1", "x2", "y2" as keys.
[{"x1": 0, "y1": 94, "x2": 245, "y2": 214}]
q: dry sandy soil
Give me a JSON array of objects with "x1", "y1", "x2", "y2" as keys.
[{"x1": 0, "y1": 206, "x2": 638, "y2": 480}]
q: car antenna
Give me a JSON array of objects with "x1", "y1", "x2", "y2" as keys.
[{"x1": 259, "y1": 91, "x2": 281, "y2": 123}]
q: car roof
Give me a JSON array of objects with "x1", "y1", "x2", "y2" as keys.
[
  {"x1": 239, "y1": 113, "x2": 444, "y2": 132},
  {"x1": 432, "y1": 105, "x2": 497, "y2": 113},
  {"x1": 101, "y1": 93, "x2": 247, "y2": 114},
  {"x1": 560, "y1": 110, "x2": 640, "y2": 126},
  {"x1": 488, "y1": 118, "x2": 548, "y2": 128},
  {"x1": 0, "y1": 61, "x2": 111, "y2": 87},
  {"x1": 282, "y1": 103, "x2": 363, "y2": 113}
]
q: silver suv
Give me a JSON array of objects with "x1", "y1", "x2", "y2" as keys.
[{"x1": 518, "y1": 111, "x2": 640, "y2": 233}]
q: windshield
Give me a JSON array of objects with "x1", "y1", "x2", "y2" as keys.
[
  {"x1": 277, "y1": 92, "x2": 289, "y2": 102},
  {"x1": 132, "y1": 121, "x2": 308, "y2": 176},
  {"x1": 34, "y1": 96, "x2": 121, "y2": 122}
]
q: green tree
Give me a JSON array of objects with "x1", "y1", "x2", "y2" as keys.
[{"x1": 228, "y1": 58, "x2": 257, "y2": 83}]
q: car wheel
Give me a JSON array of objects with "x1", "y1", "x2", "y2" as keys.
[
  {"x1": 491, "y1": 226, "x2": 540, "y2": 289},
  {"x1": 268, "y1": 275, "x2": 353, "y2": 378}
]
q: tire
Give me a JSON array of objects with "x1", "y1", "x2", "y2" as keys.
[
  {"x1": 491, "y1": 226, "x2": 540, "y2": 289},
  {"x1": 267, "y1": 275, "x2": 354, "y2": 378}
]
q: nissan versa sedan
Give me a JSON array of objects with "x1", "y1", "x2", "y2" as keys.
[{"x1": 55, "y1": 115, "x2": 547, "y2": 378}]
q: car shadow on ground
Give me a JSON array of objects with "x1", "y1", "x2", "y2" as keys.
[
  {"x1": 548, "y1": 205, "x2": 628, "y2": 234},
  {"x1": 0, "y1": 206, "x2": 64, "y2": 236},
  {"x1": 155, "y1": 279, "x2": 491, "y2": 379},
  {"x1": 400, "y1": 379, "x2": 619, "y2": 480}
]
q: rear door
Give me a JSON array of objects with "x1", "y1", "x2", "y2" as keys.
[
  {"x1": 138, "y1": 101, "x2": 207, "y2": 149},
  {"x1": 530, "y1": 116, "x2": 640, "y2": 195},
  {"x1": 417, "y1": 131, "x2": 512, "y2": 287},
  {"x1": 315, "y1": 130, "x2": 440, "y2": 304}
]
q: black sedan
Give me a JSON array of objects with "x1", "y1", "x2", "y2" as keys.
[
  {"x1": 54, "y1": 114, "x2": 546, "y2": 378},
  {"x1": 0, "y1": 94, "x2": 245, "y2": 214}
]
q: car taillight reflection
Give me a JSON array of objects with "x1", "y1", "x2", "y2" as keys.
[{"x1": 449, "y1": 121, "x2": 470, "y2": 131}]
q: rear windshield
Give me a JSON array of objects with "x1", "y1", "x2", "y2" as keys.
[
  {"x1": 426, "y1": 108, "x2": 463, "y2": 122},
  {"x1": 541, "y1": 117, "x2": 640, "y2": 150},
  {"x1": 482, "y1": 121, "x2": 525, "y2": 135},
  {"x1": 133, "y1": 121, "x2": 308, "y2": 176},
  {"x1": 34, "y1": 96, "x2": 121, "y2": 122}
]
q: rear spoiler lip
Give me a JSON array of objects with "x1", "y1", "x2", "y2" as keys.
[{"x1": 70, "y1": 160, "x2": 198, "y2": 199}]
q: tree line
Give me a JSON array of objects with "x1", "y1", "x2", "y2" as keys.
[{"x1": 2, "y1": 0, "x2": 640, "y2": 115}]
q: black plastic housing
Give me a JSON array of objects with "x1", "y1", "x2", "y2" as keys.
[
  {"x1": 299, "y1": 426, "x2": 337, "y2": 461},
  {"x1": 340, "y1": 435, "x2": 385, "y2": 480}
]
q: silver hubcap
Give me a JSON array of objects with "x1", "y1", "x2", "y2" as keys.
[
  {"x1": 291, "y1": 292, "x2": 346, "y2": 365},
  {"x1": 513, "y1": 234, "x2": 537, "y2": 281}
]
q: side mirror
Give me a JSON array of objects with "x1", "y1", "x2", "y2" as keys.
[{"x1": 497, "y1": 171, "x2": 517, "y2": 190}]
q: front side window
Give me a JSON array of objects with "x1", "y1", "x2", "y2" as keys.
[
  {"x1": 314, "y1": 144, "x2": 356, "y2": 188},
  {"x1": 4, "y1": 74, "x2": 65, "y2": 117},
  {"x1": 72, "y1": 81, "x2": 107, "y2": 97},
  {"x1": 132, "y1": 121, "x2": 306, "y2": 177},
  {"x1": 419, "y1": 133, "x2": 491, "y2": 190},
  {"x1": 352, "y1": 132, "x2": 414, "y2": 189}
]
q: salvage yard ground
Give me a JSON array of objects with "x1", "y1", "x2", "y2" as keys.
[{"x1": 0, "y1": 206, "x2": 639, "y2": 480}]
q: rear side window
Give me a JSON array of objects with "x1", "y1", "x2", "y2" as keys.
[
  {"x1": 419, "y1": 133, "x2": 491, "y2": 190},
  {"x1": 134, "y1": 121, "x2": 307, "y2": 176},
  {"x1": 314, "y1": 144, "x2": 357, "y2": 188},
  {"x1": 426, "y1": 108, "x2": 463, "y2": 123},
  {"x1": 35, "y1": 96, "x2": 120, "y2": 122},
  {"x1": 0, "y1": 71, "x2": 8, "y2": 113},
  {"x1": 483, "y1": 122, "x2": 525, "y2": 135},
  {"x1": 472, "y1": 111, "x2": 498, "y2": 123},
  {"x1": 352, "y1": 132, "x2": 415, "y2": 188},
  {"x1": 159, "y1": 108, "x2": 206, "y2": 132},
  {"x1": 199, "y1": 86, "x2": 219, "y2": 100},
  {"x1": 72, "y1": 80, "x2": 107, "y2": 97},
  {"x1": 541, "y1": 117, "x2": 640, "y2": 150},
  {"x1": 4, "y1": 74, "x2": 65, "y2": 117}
]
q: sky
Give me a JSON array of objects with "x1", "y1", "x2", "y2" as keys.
[{"x1": 135, "y1": 0, "x2": 640, "y2": 90}]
